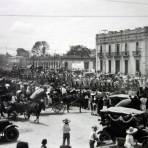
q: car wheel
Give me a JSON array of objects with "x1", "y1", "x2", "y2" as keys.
[
  {"x1": 9, "y1": 111, "x2": 17, "y2": 120},
  {"x1": 4, "y1": 127, "x2": 19, "y2": 142}
]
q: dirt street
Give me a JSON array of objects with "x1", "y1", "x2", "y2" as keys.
[{"x1": 1, "y1": 107, "x2": 99, "y2": 148}]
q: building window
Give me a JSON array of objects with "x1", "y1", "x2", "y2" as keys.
[
  {"x1": 65, "y1": 62, "x2": 68, "y2": 70},
  {"x1": 116, "y1": 44, "x2": 120, "y2": 53},
  {"x1": 84, "y1": 61, "x2": 89, "y2": 70},
  {"x1": 125, "y1": 43, "x2": 128, "y2": 52},
  {"x1": 108, "y1": 60, "x2": 111, "y2": 73},
  {"x1": 100, "y1": 60, "x2": 103, "y2": 71},
  {"x1": 115, "y1": 60, "x2": 120, "y2": 74},
  {"x1": 136, "y1": 60, "x2": 140, "y2": 73},
  {"x1": 109, "y1": 45, "x2": 111, "y2": 54},
  {"x1": 125, "y1": 60, "x2": 128, "y2": 75},
  {"x1": 100, "y1": 45, "x2": 102, "y2": 53}
]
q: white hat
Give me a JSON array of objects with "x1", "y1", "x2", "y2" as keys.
[
  {"x1": 126, "y1": 127, "x2": 137, "y2": 134},
  {"x1": 5, "y1": 83, "x2": 10, "y2": 87}
]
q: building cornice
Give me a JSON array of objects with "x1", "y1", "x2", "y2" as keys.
[{"x1": 96, "y1": 27, "x2": 148, "y2": 45}]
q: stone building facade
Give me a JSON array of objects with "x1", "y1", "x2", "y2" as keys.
[{"x1": 96, "y1": 27, "x2": 148, "y2": 76}]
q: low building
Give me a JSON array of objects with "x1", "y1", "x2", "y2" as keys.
[
  {"x1": 96, "y1": 27, "x2": 148, "y2": 76},
  {"x1": 29, "y1": 55, "x2": 61, "y2": 70},
  {"x1": 61, "y1": 55, "x2": 95, "y2": 72}
]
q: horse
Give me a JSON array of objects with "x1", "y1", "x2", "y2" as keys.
[
  {"x1": 6, "y1": 101, "x2": 45, "y2": 123},
  {"x1": 63, "y1": 91, "x2": 86, "y2": 113},
  {"x1": 27, "y1": 100, "x2": 45, "y2": 123}
]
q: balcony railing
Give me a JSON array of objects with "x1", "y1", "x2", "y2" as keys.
[
  {"x1": 132, "y1": 51, "x2": 141, "y2": 57},
  {"x1": 98, "y1": 52, "x2": 104, "y2": 58},
  {"x1": 122, "y1": 51, "x2": 129, "y2": 58},
  {"x1": 106, "y1": 52, "x2": 114, "y2": 58},
  {"x1": 114, "y1": 52, "x2": 122, "y2": 58}
]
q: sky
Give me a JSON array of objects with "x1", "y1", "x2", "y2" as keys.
[{"x1": 0, "y1": 0, "x2": 148, "y2": 55}]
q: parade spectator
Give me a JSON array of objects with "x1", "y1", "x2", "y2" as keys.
[
  {"x1": 124, "y1": 127, "x2": 138, "y2": 148},
  {"x1": 62, "y1": 118, "x2": 71, "y2": 146},
  {"x1": 41, "y1": 138, "x2": 47, "y2": 148},
  {"x1": 89, "y1": 126, "x2": 99, "y2": 148},
  {"x1": 16, "y1": 141, "x2": 29, "y2": 148},
  {"x1": 140, "y1": 97, "x2": 147, "y2": 112}
]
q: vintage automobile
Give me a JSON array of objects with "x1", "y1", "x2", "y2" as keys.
[
  {"x1": 109, "y1": 94, "x2": 130, "y2": 106},
  {"x1": 0, "y1": 119, "x2": 19, "y2": 142},
  {"x1": 98, "y1": 106, "x2": 148, "y2": 147}
]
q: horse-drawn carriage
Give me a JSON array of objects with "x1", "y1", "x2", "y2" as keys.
[{"x1": 98, "y1": 106, "x2": 148, "y2": 147}]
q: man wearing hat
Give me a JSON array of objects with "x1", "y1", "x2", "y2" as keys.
[
  {"x1": 89, "y1": 126, "x2": 99, "y2": 148},
  {"x1": 62, "y1": 118, "x2": 71, "y2": 146},
  {"x1": 124, "y1": 127, "x2": 138, "y2": 148}
]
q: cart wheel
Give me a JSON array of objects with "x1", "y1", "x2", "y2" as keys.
[
  {"x1": 142, "y1": 140, "x2": 148, "y2": 148},
  {"x1": 24, "y1": 112, "x2": 30, "y2": 119},
  {"x1": 58, "y1": 104, "x2": 66, "y2": 113},
  {"x1": 4, "y1": 127, "x2": 19, "y2": 142},
  {"x1": 9, "y1": 111, "x2": 17, "y2": 121},
  {"x1": 52, "y1": 104, "x2": 60, "y2": 113}
]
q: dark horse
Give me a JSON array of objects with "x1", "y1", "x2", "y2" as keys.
[
  {"x1": 7, "y1": 101, "x2": 45, "y2": 123},
  {"x1": 63, "y1": 91, "x2": 86, "y2": 113}
]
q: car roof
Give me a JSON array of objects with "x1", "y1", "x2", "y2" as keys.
[
  {"x1": 101, "y1": 107, "x2": 144, "y2": 115},
  {"x1": 109, "y1": 94, "x2": 129, "y2": 98}
]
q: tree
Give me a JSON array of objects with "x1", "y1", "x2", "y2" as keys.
[
  {"x1": 16, "y1": 48, "x2": 29, "y2": 57},
  {"x1": 31, "y1": 41, "x2": 49, "y2": 56},
  {"x1": 67, "y1": 45, "x2": 91, "y2": 57}
]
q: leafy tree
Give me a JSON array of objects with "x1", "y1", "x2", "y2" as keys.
[
  {"x1": 67, "y1": 45, "x2": 91, "y2": 57},
  {"x1": 31, "y1": 41, "x2": 49, "y2": 56},
  {"x1": 16, "y1": 48, "x2": 29, "y2": 57}
]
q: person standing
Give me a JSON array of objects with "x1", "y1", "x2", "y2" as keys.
[
  {"x1": 89, "y1": 126, "x2": 98, "y2": 148},
  {"x1": 140, "y1": 97, "x2": 147, "y2": 112},
  {"x1": 62, "y1": 118, "x2": 71, "y2": 146},
  {"x1": 16, "y1": 141, "x2": 29, "y2": 148},
  {"x1": 41, "y1": 139, "x2": 47, "y2": 148},
  {"x1": 124, "y1": 127, "x2": 138, "y2": 148}
]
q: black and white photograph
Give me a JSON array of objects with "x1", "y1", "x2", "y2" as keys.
[{"x1": 0, "y1": 0, "x2": 148, "y2": 148}]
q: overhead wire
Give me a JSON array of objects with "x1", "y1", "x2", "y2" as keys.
[{"x1": 107, "y1": 0, "x2": 148, "y2": 6}]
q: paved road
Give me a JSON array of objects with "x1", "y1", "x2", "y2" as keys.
[{"x1": 1, "y1": 107, "x2": 99, "y2": 148}]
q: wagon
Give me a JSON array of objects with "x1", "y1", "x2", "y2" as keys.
[
  {"x1": 98, "y1": 106, "x2": 148, "y2": 147},
  {"x1": 0, "y1": 119, "x2": 19, "y2": 142}
]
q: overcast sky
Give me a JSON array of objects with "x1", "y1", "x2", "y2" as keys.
[{"x1": 0, "y1": 0, "x2": 148, "y2": 55}]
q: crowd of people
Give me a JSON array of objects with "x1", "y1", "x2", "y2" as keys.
[{"x1": 0, "y1": 68, "x2": 148, "y2": 148}]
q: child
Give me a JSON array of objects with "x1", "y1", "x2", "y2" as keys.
[
  {"x1": 41, "y1": 138, "x2": 47, "y2": 148},
  {"x1": 89, "y1": 126, "x2": 98, "y2": 148},
  {"x1": 62, "y1": 118, "x2": 71, "y2": 146},
  {"x1": 124, "y1": 127, "x2": 137, "y2": 148}
]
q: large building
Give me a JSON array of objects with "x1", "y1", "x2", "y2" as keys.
[{"x1": 96, "y1": 27, "x2": 148, "y2": 76}]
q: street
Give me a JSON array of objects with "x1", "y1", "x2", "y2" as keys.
[{"x1": 1, "y1": 107, "x2": 99, "y2": 148}]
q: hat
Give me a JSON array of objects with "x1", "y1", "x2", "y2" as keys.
[
  {"x1": 126, "y1": 127, "x2": 137, "y2": 134},
  {"x1": 5, "y1": 83, "x2": 10, "y2": 87},
  {"x1": 63, "y1": 118, "x2": 71, "y2": 124},
  {"x1": 41, "y1": 139, "x2": 47, "y2": 145}
]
